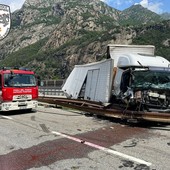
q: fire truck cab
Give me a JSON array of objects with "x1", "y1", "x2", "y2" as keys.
[{"x1": 0, "y1": 67, "x2": 38, "y2": 111}]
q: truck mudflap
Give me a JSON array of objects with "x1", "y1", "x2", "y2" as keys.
[
  {"x1": 38, "y1": 97, "x2": 170, "y2": 123},
  {"x1": 0, "y1": 100, "x2": 38, "y2": 111}
]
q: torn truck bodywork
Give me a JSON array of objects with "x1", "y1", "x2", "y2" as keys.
[
  {"x1": 120, "y1": 67, "x2": 170, "y2": 112},
  {"x1": 40, "y1": 45, "x2": 170, "y2": 123},
  {"x1": 38, "y1": 97, "x2": 170, "y2": 123},
  {"x1": 62, "y1": 59, "x2": 114, "y2": 103}
]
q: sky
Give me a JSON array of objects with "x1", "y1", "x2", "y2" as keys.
[
  {"x1": 0, "y1": 0, "x2": 169, "y2": 14},
  {"x1": 0, "y1": 0, "x2": 25, "y2": 12},
  {"x1": 101, "y1": 0, "x2": 170, "y2": 14}
]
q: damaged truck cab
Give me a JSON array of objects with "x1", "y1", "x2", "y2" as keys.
[
  {"x1": 62, "y1": 44, "x2": 170, "y2": 113},
  {"x1": 110, "y1": 45, "x2": 170, "y2": 112}
]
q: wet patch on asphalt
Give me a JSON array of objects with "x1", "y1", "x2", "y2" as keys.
[{"x1": 0, "y1": 124, "x2": 150, "y2": 170}]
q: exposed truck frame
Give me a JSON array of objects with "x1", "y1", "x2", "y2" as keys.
[
  {"x1": 108, "y1": 45, "x2": 170, "y2": 112},
  {"x1": 62, "y1": 45, "x2": 170, "y2": 113},
  {"x1": 38, "y1": 45, "x2": 170, "y2": 123},
  {"x1": 0, "y1": 67, "x2": 38, "y2": 111}
]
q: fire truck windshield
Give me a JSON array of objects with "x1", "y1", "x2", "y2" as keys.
[{"x1": 4, "y1": 73, "x2": 37, "y2": 87}]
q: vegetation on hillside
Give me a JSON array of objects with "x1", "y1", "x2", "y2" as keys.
[
  {"x1": 1, "y1": 1, "x2": 170, "y2": 79},
  {"x1": 1, "y1": 19, "x2": 170, "y2": 79},
  {"x1": 119, "y1": 5, "x2": 162, "y2": 26},
  {"x1": 132, "y1": 20, "x2": 170, "y2": 61}
]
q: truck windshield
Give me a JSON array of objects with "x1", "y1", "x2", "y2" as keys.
[
  {"x1": 132, "y1": 70, "x2": 170, "y2": 90},
  {"x1": 4, "y1": 73, "x2": 37, "y2": 87}
]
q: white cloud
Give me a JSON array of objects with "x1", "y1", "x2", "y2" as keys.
[
  {"x1": 117, "y1": 0, "x2": 123, "y2": 6},
  {"x1": 139, "y1": 0, "x2": 148, "y2": 6},
  {"x1": 100, "y1": 0, "x2": 107, "y2": 2},
  {"x1": 0, "y1": 0, "x2": 25, "y2": 12},
  {"x1": 100, "y1": 0, "x2": 163, "y2": 13},
  {"x1": 136, "y1": 0, "x2": 163, "y2": 14},
  {"x1": 9, "y1": 2, "x2": 22, "y2": 12},
  {"x1": 111, "y1": 0, "x2": 124, "y2": 6},
  {"x1": 100, "y1": 0, "x2": 112, "y2": 3}
]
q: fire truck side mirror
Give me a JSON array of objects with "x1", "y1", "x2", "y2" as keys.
[
  {"x1": 37, "y1": 80, "x2": 44, "y2": 86},
  {"x1": 36, "y1": 76, "x2": 43, "y2": 86}
]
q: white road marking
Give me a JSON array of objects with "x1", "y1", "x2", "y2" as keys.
[
  {"x1": 0, "y1": 114, "x2": 152, "y2": 166},
  {"x1": 1, "y1": 116, "x2": 13, "y2": 120},
  {"x1": 51, "y1": 131, "x2": 152, "y2": 166}
]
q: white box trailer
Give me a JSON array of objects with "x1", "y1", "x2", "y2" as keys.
[
  {"x1": 62, "y1": 59, "x2": 114, "y2": 103},
  {"x1": 63, "y1": 44, "x2": 170, "y2": 112},
  {"x1": 107, "y1": 44, "x2": 155, "y2": 67}
]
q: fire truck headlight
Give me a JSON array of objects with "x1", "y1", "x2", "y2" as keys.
[
  {"x1": 2, "y1": 103, "x2": 11, "y2": 110},
  {"x1": 33, "y1": 101, "x2": 38, "y2": 107}
]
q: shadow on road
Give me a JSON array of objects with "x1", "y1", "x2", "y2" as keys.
[{"x1": 0, "y1": 109, "x2": 36, "y2": 116}]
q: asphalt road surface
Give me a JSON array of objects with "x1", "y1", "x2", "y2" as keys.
[{"x1": 0, "y1": 105, "x2": 170, "y2": 170}]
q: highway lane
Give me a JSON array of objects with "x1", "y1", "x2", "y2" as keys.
[{"x1": 0, "y1": 106, "x2": 170, "y2": 170}]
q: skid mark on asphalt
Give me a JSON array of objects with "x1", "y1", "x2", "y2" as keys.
[
  {"x1": 0, "y1": 124, "x2": 152, "y2": 170},
  {"x1": 31, "y1": 116, "x2": 35, "y2": 121},
  {"x1": 39, "y1": 124, "x2": 50, "y2": 133}
]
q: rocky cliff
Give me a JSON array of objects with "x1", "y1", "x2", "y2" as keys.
[{"x1": 0, "y1": 0, "x2": 169, "y2": 79}]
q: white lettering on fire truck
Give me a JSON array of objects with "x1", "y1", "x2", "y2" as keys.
[{"x1": 13, "y1": 89, "x2": 32, "y2": 94}]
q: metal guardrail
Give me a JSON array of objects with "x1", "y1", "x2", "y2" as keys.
[
  {"x1": 39, "y1": 87, "x2": 65, "y2": 97},
  {"x1": 39, "y1": 80, "x2": 66, "y2": 97},
  {"x1": 41, "y1": 80, "x2": 65, "y2": 87},
  {"x1": 38, "y1": 97, "x2": 170, "y2": 123}
]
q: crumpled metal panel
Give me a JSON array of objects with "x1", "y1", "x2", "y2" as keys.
[{"x1": 62, "y1": 59, "x2": 114, "y2": 103}]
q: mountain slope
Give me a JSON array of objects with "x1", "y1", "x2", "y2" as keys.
[
  {"x1": 2, "y1": 0, "x2": 120, "y2": 53},
  {"x1": 0, "y1": 0, "x2": 121, "y2": 78},
  {"x1": 0, "y1": 0, "x2": 169, "y2": 79},
  {"x1": 161, "y1": 13, "x2": 170, "y2": 20},
  {"x1": 132, "y1": 20, "x2": 170, "y2": 60},
  {"x1": 119, "y1": 4, "x2": 162, "y2": 26}
]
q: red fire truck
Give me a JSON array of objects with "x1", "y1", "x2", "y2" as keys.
[{"x1": 0, "y1": 67, "x2": 38, "y2": 111}]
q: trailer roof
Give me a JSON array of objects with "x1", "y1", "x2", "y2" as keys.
[{"x1": 116, "y1": 53, "x2": 170, "y2": 68}]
